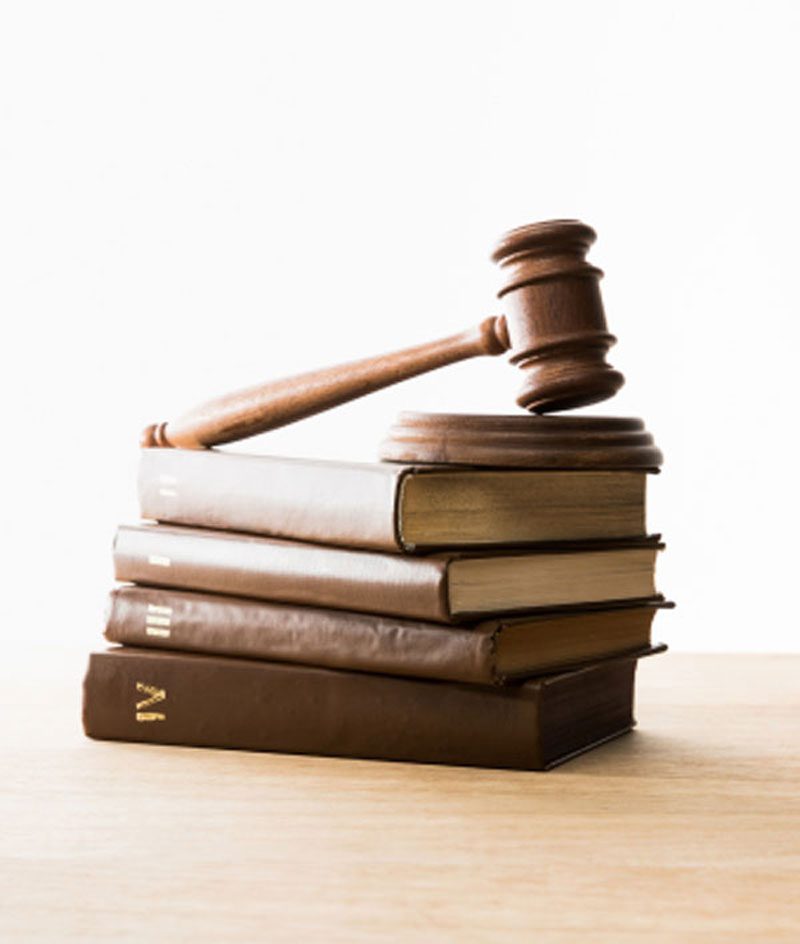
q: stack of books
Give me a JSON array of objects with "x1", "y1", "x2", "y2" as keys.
[{"x1": 82, "y1": 447, "x2": 669, "y2": 770}]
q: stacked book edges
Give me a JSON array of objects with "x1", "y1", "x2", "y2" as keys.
[{"x1": 83, "y1": 450, "x2": 672, "y2": 770}]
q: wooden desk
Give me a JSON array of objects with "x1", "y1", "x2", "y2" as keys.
[{"x1": 1, "y1": 651, "x2": 798, "y2": 942}]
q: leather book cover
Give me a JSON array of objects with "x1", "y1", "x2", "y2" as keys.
[
  {"x1": 82, "y1": 647, "x2": 661, "y2": 770},
  {"x1": 112, "y1": 523, "x2": 662, "y2": 624},
  {"x1": 105, "y1": 584, "x2": 668, "y2": 685},
  {"x1": 139, "y1": 448, "x2": 408, "y2": 552},
  {"x1": 138, "y1": 448, "x2": 648, "y2": 554},
  {"x1": 113, "y1": 523, "x2": 450, "y2": 622}
]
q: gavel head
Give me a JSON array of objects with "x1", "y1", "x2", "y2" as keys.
[{"x1": 491, "y1": 219, "x2": 624, "y2": 413}]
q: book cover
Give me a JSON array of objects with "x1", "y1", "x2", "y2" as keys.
[
  {"x1": 113, "y1": 523, "x2": 662, "y2": 622},
  {"x1": 82, "y1": 647, "x2": 664, "y2": 770},
  {"x1": 139, "y1": 448, "x2": 647, "y2": 552},
  {"x1": 105, "y1": 584, "x2": 669, "y2": 684}
]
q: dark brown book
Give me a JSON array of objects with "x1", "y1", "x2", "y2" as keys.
[
  {"x1": 82, "y1": 647, "x2": 664, "y2": 770},
  {"x1": 139, "y1": 448, "x2": 647, "y2": 553},
  {"x1": 113, "y1": 523, "x2": 662, "y2": 623},
  {"x1": 105, "y1": 585, "x2": 669, "y2": 685}
]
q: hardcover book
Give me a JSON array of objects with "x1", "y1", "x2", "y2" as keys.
[
  {"x1": 113, "y1": 523, "x2": 662, "y2": 622},
  {"x1": 139, "y1": 448, "x2": 648, "y2": 552},
  {"x1": 82, "y1": 647, "x2": 664, "y2": 770},
  {"x1": 105, "y1": 584, "x2": 669, "y2": 684}
]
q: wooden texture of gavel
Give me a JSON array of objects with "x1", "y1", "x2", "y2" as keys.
[{"x1": 141, "y1": 219, "x2": 624, "y2": 449}]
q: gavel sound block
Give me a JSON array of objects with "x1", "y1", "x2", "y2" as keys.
[
  {"x1": 380, "y1": 413, "x2": 663, "y2": 471},
  {"x1": 141, "y1": 219, "x2": 625, "y2": 450}
]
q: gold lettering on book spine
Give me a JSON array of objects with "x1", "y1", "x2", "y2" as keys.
[
  {"x1": 145, "y1": 605, "x2": 172, "y2": 638},
  {"x1": 135, "y1": 681, "x2": 166, "y2": 722}
]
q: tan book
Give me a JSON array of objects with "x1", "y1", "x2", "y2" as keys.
[
  {"x1": 105, "y1": 585, "x2": 669, "y2": 685},
  {"x1": 138, "y1": 448, "x2": 648, "y2": 553},
  {"x1": 113, "y1": 523, "x2": 662, "y2": 623}
]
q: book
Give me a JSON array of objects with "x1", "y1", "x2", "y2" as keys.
[
  {"x1": 138, "y1": 447, "x2": 647, "y2": 552},
  {"x1": 105, "y1": 585, "x2": 669, "y2": 685},
  {"x1": 113, "y1": 523, "x2": 662, "y2": 623},
  {"x1": 82, "y1": 647, "x2": 663, "y2": 770}
]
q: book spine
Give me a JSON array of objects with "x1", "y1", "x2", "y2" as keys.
[
  {"x1": 138, "y1": 448, "x2": 406, "y2": 552},
  {"x1": 113, "y1": 525, "x2": 451, "y2": 622},
  {"x1": 104, "y1": 586, "x2": 497, "y2": 685},
  {"x1": 83, "y1": 648, "x2": 544, "y2": 769}
]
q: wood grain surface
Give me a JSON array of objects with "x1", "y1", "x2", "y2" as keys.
[{"x1": 1, "y1": 651, "x2": 798, "y2": 943}]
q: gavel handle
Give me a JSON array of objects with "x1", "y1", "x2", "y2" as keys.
[{"x1": 141, "y1": 315, "x2": 510, "y2": 449}]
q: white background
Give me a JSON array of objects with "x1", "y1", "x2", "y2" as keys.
[{"x1": 1, "y1": 0, "x2": 798, "y2": 654}]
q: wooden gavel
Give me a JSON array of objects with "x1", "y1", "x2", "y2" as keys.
[{"x1": 141, "y1": 219, "x2": 625, "y2": 449}]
